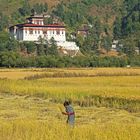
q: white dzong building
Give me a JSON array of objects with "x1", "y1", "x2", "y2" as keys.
[{"x1": 9, "y1": 15, "x2": 79, "y2": 51}]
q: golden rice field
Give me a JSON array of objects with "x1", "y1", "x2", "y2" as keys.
[{"x1": 0, "y1": 68, "x2": 140, "y2": 140}]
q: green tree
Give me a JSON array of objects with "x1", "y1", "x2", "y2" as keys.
[
  {"x1": 113, "y1": 17, "x2": 122, "y2": 38},
  {"x1": 37, "y1": 36, "x2": 47, "y2": 55},
  {"x1": 47, "y1": 37, "x2": 58, "y2": 56},
  {"x1": 33, "y1": 3, "x2": 47, "y2": 14},
  {"x1": 24, "y1": 42, "x2": 36, "y2": 54},
  {"x1": 0, "y1": 31, "x2": 9, "y2": 51},
  {"x1": 92, "y1": 18, "x2": 102, "y2": 49},
  {"x1": 18, "y1": 0, "x2": 31, "y2": 16},
  {"x1": 44, "y1": 3, "x2": 48, "y2": 12},
  {"x1": 44, "y1": 17, "x2": 53, "y2": 25},
  {"x1": 53, "y1": 3, "x2": 64, "y2": 18},
  {"x1": 122, "y1": 38, "x2": 136, "y2": 56},
  {"x1": 0, "y1": 51, "x2": 19, "y2": 67},
  {"x1": 6, "y1": 36, "x2": 19, "y2": 51},
  {"x1": 76, "y1": 34, "x2": 85, "y2": 48},
  {"x1": 137, "y1": 40, "x2": 140, "y2": 54},
  {"x1": 0, "y1": 13, "x2": 9, "y2": 31},
  {"x1": 102, "y1": 36, "x2": 112, "y2": 52}
]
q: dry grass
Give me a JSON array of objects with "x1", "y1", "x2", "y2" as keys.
[
  {"x1": 0, "y1": 68, "x2": 140, "y2": 79},
  {"x1": 0, "y1": 94, "x2": 140, "y2": 140},
  {"x1": 0, "y1": 76, "x2": 140, "y2": 99},
  {"x1": 0, "y1": 68, "x2": 140, "y2": 139}
]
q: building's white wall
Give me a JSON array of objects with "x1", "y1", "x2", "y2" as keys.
[
  {"x1": 47, "y1": 30, "x2": 66, "y2": 42},
  {"x1": 23, "y1": 29, "x2": 44, "y2": 41},
  {"x1": 22, "y1": 28, "x2": 66, "y2": 42}
]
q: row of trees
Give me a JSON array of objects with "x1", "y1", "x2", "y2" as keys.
[{"x1": 0, "y1": 51, "x2": 139, "y2": 68}]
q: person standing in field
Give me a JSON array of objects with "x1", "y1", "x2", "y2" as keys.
[{"x1": 62, "y1": 100, "x2": 75, "y2": 126}]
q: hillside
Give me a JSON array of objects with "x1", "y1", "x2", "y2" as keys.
[
  {"x1": 0, "y1": 0, "x2": 139, "y2": 38},
  {"x1": 0, "y1": 0, "x2": 140, "y2": 67},
  {"x1": 0, "y1": 0, "x2": 76, "y2": 14}
]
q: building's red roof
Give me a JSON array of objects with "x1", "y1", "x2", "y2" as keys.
[{"x1": 10, "y1": 23, "x2": 65, "y2": 29}]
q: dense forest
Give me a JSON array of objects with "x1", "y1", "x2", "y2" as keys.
[{"x1": 0, "y1": 0, "x2": 140, "y2": 67}]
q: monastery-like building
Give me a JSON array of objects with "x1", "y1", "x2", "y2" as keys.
[{"x1": 9, "y1": 15, "x2": 79, "y2": 51}]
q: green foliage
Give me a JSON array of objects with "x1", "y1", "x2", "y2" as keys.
[
  {"x1": 32, "y1": 3, "x2": 48, "y2": 14},
  {"x1": 44, "y1": 3, "x2": 48, "y2": 13},
  {"x1": 81, "y1": 0, "x2": 113, "y2": 6},
  {"x1": 0, "y1": 51, "x2": 139, "y2": 68},
  {"x1": 18, "y1": 0, "x2": 31, "y2": 16},
  {"x1": 47, "y1": 38, "x2": 58, "y2": 56},
  {"x1": 44, "y1": 17, "x2": 53, "y2": 25},
  {"x1": 113, "y1": 17, "x2": 122, "y2": 38},
  {"x1": 24, "y1": 42, "x2": 36, "y2": 54},
  {"x1": 53, "y1": 2, "x2": 86, "y2": 27},
  {"x1": 0, "y1": 13, "x2": 9, "y2": 31},
  {"x1": 0, "y1": 31, "x2": 19, "y2": 51},
  {"x1": 33, "y1": 3, "x2": 42, "y2": 14},
  {"x1": 76, "y1": 35, "x2": 85, "y2": 48},
  {"x1": 36, "y1": 36, "x2": 47, "y2": 55},
  {"x1": 0, "y1": 31, "x2": 9, "y2": 51},
  {"x1": 0, "y1": 51, "x2": 20, "y2": 67},
  {"x1": 122, "y1": 38, "x2": 137, "y2": 57},
  {"x1": 102, "y1": 36, "x2": 112, "y2": 52}
]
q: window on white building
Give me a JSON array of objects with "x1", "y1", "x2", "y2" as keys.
[
  {"x1": 57, "y1": 30, "x2": 60, "y2": 35},
  {"x1": 29, "y1": 30, "x2": 33, "y2": 34},
  {"x1": 43, "y1": 31, "x2": 47, "y2": 34}
]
